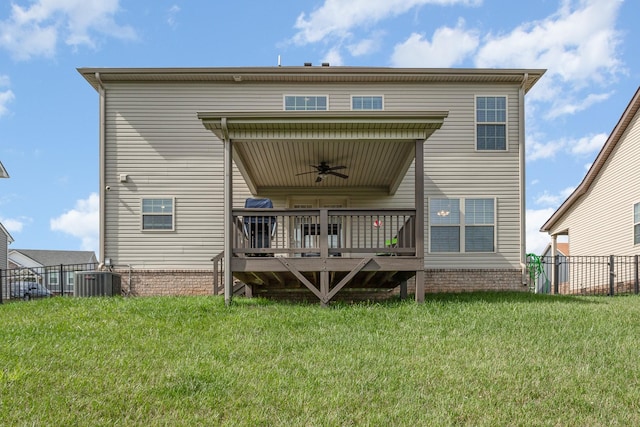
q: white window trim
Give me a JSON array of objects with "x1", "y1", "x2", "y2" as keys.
[
  {"x1": 283, "y1": 94, "x2": 329, "y2": 111},
  {"x1": 634, "y1": 201, "x2": 640, "y2": 246},
  {"x1": 350, "y1": 95, "x2": 385, "y2": 111},
  {"x1": 474, "y1": 95, "x2": 509, "y2": 152},
  {"x1": 141, "y1": 196, "x2": 175, "y2": 232},
  {"x1": 428, "y1": 197, "x2": 497, "y2": 254}
]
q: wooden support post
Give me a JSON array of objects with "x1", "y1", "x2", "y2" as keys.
[
  {"x1": 223, "y1": 131, "x2": 233, "y2": 306},
  {"x1": 415, "y1": 138, "x2": 425, "y2": 303}
]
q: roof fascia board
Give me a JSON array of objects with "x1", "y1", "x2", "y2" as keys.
[
  {"x1": 78, "y1": 67, "x2": 545, "y2": 92},
  {"x1": 541, "y1": 86, "x2": 640, "y2": 233}
]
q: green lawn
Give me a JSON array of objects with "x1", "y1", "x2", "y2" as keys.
[{"x1": 2, "y1": 293, "x2": 640, "y2": 426}]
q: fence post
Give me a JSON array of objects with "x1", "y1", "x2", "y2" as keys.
[
  {"x1": 213, "y1": 258, "x2": 219, "y2": 295},
  {"x1": 609, "y1": 255, "x2": 615, "y2": 296},
  {"x1": 553, "y1": 255, "x2": 560, "y2": 294},
  {"x1": 0, "y1": 268, "x2": 3, "y2": 304},
  {"x1": 59, "y1": 264, "x2": 64, "y2": 297},
  {"x1": 635, "y1": 255, "x2": 639, "y2": 295}
]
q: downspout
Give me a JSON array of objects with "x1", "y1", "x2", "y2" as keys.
[
  {"x1": 519, "y1": 73, "x2": 529, "y2": 284},
  {"x1": 95, "y1": 73, "x2": 107, "y2": 264}
]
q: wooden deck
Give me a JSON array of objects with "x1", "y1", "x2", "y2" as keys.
[{"x1": 228, "y1": 208, "x2": 420, "y2": 303}]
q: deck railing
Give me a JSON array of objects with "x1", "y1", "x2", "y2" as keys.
[{"x1": 232, "y1": 208, "x2": 416, "y2": 257}]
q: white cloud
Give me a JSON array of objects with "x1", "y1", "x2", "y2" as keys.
[
  {"x1": 50, "y1": 193, "x2": 99, "y2": 252},
  {"x1": 0, "y1": 0, "x2": 136, "y2": 60},
  {"x1": 535, "y1": 191, "x2": 561, "y2": 207},
  {"x1": 0, "y1": 217, "x2": 25, "y2": 233},
  {"x1": 322, "y1": 47, "x2": 344, "y2": 66},
  {"x1": 0, "y1": 75, "x2": 15, "y2": 117},
  {"x1": 570, "y1": 132, "x2": 607, "y2": 155},
  {"x1": 526, "y1": 208, "x2": 556, "y2": 255},
  {"x1": 390, "y1": 20, "x2": 479, "y2": 67},
  {"x1": 526, "y1": 134, "x2": 565, "y2": 161},
  {"x1": 168, "y1": 5, "x2": 180, "y2": 28},
  {"x1": 0, "y1": 89, "x2": 15, "y2": 117},
  {"x1": 527, "y1": 132, "x2": 608, "y2": 162},
  {"x1": 347, "y1": 37, "x2": 379, "y2": 57},
  {"x1": 545, "y1": 91, "x2": 612, "y2": 119},
  {"x1": 475, "y1": 0, "x2": 623, "y2": 117},
  {"x1": 291, "y1": 0, "x2": 480, "y2": 46},
  {"x1": 291, "y1": 0, "x2": 480, "y2": 63},
  {"x1": 534, "y1": 186, "x2": 575, "y2": 208}
]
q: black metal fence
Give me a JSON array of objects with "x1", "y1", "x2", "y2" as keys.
[
  {"x1": 0, "y1": 263, "x2": 98, "y2": 303},
  {"x1": 527, "y1": 255, "x2": 640, "y2": 296}
]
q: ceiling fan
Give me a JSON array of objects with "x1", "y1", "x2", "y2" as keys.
[{"x1": 296, "y1": 161, "x2": 349, "y2": 183}]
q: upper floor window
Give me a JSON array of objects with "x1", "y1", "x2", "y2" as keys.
[
  {"x1": 429, "y1": 198, "x2": 496, "y2": 253},
  {"x1": 476, "y1": 96, "x2": 507, "y2": 150},
  {"x1": 142, "y1": 198, "x2": 174, "y2": 231},
  {"x1": 284, "y1": 95, "x2": 327, "y2": 111},
  {"x1": 352, "y1": 95, "x2": 383, "y2": 110},
  {"x1": 634, "y1": 202, "x2": 640, "y2": 245}
]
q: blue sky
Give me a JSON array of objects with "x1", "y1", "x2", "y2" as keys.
[{"x1": 0, "y1": 0, "x2": 637, "y2": 257}]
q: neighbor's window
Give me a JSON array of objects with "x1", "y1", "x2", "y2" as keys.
[
  {"x1": 142, "y1": 198, "x2": 174, "y2": 231},
  {"x1": 284, "y1": 95, "x2": 328, "y2": 111},
  {"x1": 476, "y1": 96, "x2": 507, "y2": 150},
  {"x1": 430, "y1": 198, "x2": 496, "y2": 253},
  {"x1": 634, "y1": 202, "x2": 640, "y2": 245},
  {"x1": 352, "y1": 95, "x2": 383, "y2": 110}
]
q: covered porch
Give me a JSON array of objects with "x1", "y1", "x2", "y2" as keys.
[{"x1": 198, "y1": 111, "x2": 448, "y2": 304}]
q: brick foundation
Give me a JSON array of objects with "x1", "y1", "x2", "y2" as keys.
[
  {"x1": 423, "y1": 268, "x2": 527, "y2": 293},
  {"x1": 114, "y1": 267, "x2": 526, "y2": 298},
  {"x1": 114, "y1": 269, "x2": 215, "y2": 297}
]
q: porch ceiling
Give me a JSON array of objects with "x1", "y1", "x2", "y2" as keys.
[{"x1": 198, "y1": 111, "x2": 448, "y2": 195}]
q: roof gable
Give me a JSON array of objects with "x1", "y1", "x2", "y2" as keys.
[
  {"x1": 541, "y1": 86, "x2": 640, "y2": 232},
  {"x1": 0, "y1": 160, "x2": 8, "y2": 178},
  {"x1": 0, "y1": 222, "x2": 13, "y2": 243}
]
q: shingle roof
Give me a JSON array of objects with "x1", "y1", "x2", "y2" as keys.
[{"x1": 10, "y1": 249, "x2": 97, "y2": 267}]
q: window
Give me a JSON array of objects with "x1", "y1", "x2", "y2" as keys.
[
  {"x1": 476, "y1": 96, "x2": 507, "y2": 150},
  {"x1": 284, "y1": 95, "x2": 327, "y2": 111},
  {"x1": 430, "y1": 199, "x2": 461, "y2": 252},
  {"x1": 634, "y1": 202, "x2": 640, "y2": 245},
  {"x1": 142, "y1": 198, "x2": 174, "y2": 231},
  {"x1": 430, "y1": 198, "x2": 495, "y2": 253},
  {"x1": 464, "y1": 198, "x2": 495, "y2": 252},
  {"x1": 352, "y1": 95, "x2": 383, "y2": 110}
]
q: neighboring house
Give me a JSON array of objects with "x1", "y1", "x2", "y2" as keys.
[
  {"x1": 1, "y1": 163, "x2": 10, "y2": 300},
  {"x1": 533, "y1": 242, "x2": 569, "y2": 294},
  {"x1": 8, "y1": 249, "x2": 98, "y2": 294},
  {"x1": 0, "y1": 160, "x2": 8, "y2": 178},
  {"x1": 78, "y1": 65, "x2": 545, "y2": 303},
  {"x1": 0, "y1": 224, "x2": 13, "y2": 302},
  {"x1": 0, "y1": 223, "x2": 14, "y2": 270},
  {"x1": 541, "y1": 87, "x2": 640, "y2": 256}
]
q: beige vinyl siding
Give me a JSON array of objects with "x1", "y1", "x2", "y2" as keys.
[
  {"x1": 549, "y1": 111, "x2": 640, "y2": 255},
  {"x1": 104, "y1": 82, "x2": 522, "y2": 269}
]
